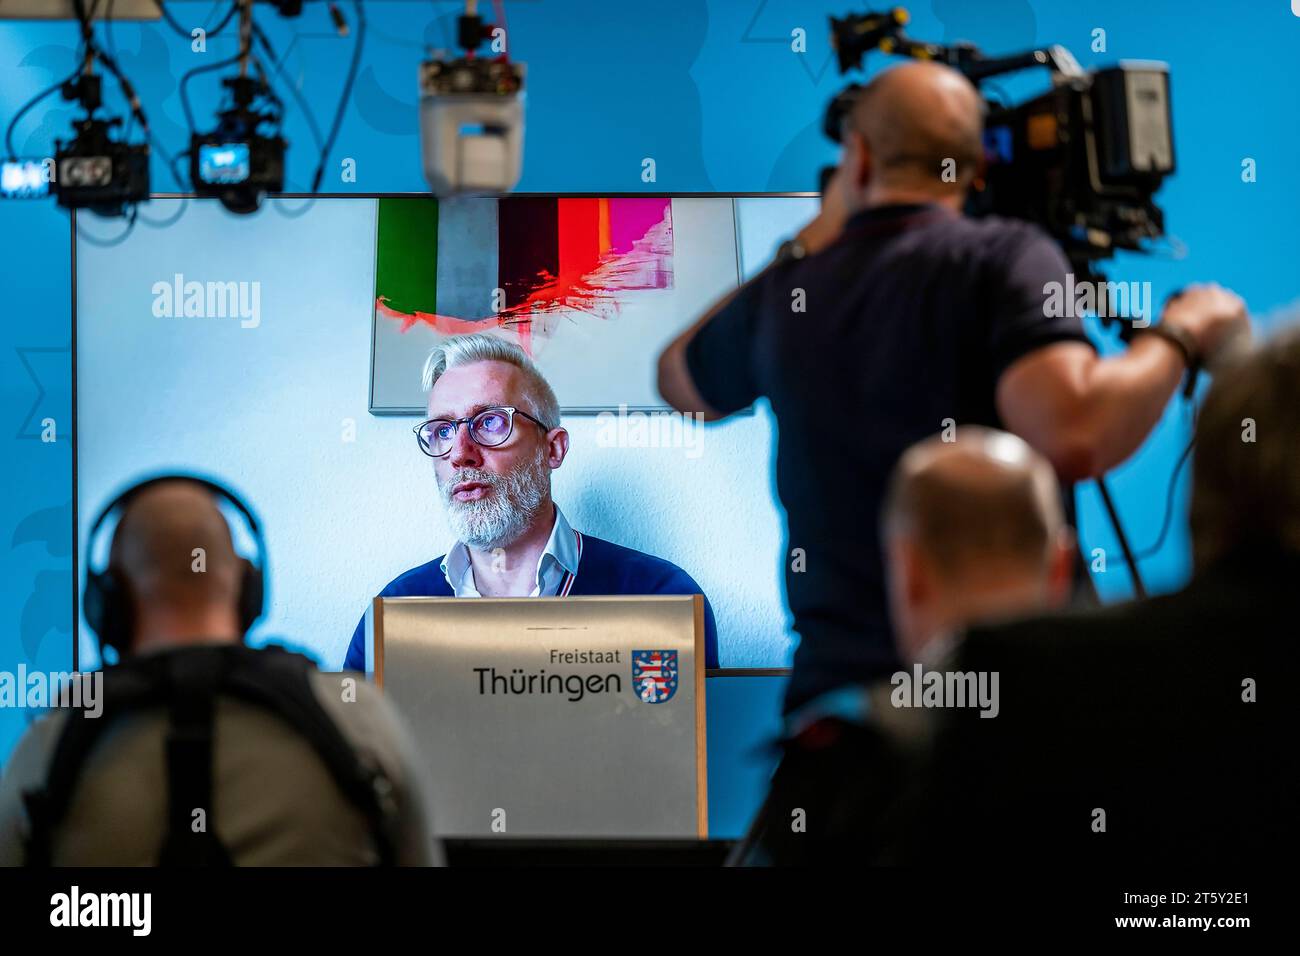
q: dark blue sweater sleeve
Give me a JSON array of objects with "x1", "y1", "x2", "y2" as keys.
[
  {"x1": 701, "y1": 597, "x2": 720, "y2": 669},
  {"x1": 651, "y1": 568, "x2": 720, "y2": 669},
  {"x1": 344, "y1": 560, "x2": 444, "y2": 672},
  {"x1": 343, "y1": 615, "x2": 367, "y2": 672}
]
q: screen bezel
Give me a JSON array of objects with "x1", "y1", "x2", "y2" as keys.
[{"x1": 70, "y1": 192, "x2": 813, "y2": 672}]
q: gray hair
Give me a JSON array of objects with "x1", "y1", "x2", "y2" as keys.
[{"x1": 421, "y1": 333, "x2": 560, "y2": 429}]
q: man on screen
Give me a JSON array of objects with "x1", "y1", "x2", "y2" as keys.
[{"x1": 344, "y1": 333, "x2": 719, "y2": 672}]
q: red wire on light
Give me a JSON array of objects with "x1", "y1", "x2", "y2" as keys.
[{"x1": 492, "y1": 0, "x2": 509, "y2": 61}]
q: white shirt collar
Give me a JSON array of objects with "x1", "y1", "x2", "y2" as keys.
[{"x1": 439, "y1": 504, "x2": 581, "y2": 597}]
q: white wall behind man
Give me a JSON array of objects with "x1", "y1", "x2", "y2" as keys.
[{"x1": 75, "y1": 198, "x2": 794, "y2": 669}]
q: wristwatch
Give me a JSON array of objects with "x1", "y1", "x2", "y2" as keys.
[
  {"x1": 1141, "y1": 322, "x2": 1202, "y2": 398},
  {"x1": 773, "y1": 238, "x2": 808, "y2": 264},
  {"x1": 1141, "y1": 322, "x2": 1199, "y2": 371}
]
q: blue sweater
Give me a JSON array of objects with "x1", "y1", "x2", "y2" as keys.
[{"x1": 344, "y1": 534, "x2": 719, "y2": 671}]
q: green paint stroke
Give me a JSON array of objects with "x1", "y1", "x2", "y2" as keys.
[{"x1": 375, "y1": 197, "x2": 439, "y2": 315}]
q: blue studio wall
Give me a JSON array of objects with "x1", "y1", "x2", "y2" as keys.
[{"x1": 3, "y1": 0, "x2": 1299, "y2": 767}]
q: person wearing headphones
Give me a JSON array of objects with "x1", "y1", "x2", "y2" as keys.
[{"x1": 0, "y1": 476, "x2": 436, "y2": 866}]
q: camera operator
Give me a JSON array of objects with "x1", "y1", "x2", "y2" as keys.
[{"x1": 657, "y1": 60, "x2": 1249, "y2": 721}]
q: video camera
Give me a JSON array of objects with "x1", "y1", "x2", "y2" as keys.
[
  {"x1": 190, "y1": 75, "x2": 287, "y2": 216},
  {"x1": 824, "y1": 8, "x2": 1175, "y2": 283},
  {"x1": 52, "y1": 73, "x2": 150, "y2": 217}
]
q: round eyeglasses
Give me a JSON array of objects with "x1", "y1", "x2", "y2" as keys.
[{"x1": 413, "y1": 405, "x2": 552, "y2": 458}]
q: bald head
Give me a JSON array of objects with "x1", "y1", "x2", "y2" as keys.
[
  {"x1": 885, "y1": 427, "x2": 1065, "y2": 574},
  {"x1": 847, "y1": 61, "x2": 985, "y2": 196},
  {"x1": 108, "y1": 481, "x2": 244, "y2": 643},
  {"x1": 883, "y1": 427, "x2": 1072, "y2": 661}
]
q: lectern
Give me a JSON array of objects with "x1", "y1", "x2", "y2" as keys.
[{"x1": 367, "y1": 595, "x2": 707, "y2": 838}]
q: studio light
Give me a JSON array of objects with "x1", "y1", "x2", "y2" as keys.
[{"x1": 419, "y1": 0, "x2": 526, "y2": 196}]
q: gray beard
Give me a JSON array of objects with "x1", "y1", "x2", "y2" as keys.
[{"x1": 441, "y1": 451, "x2": 550, "y2": 551}]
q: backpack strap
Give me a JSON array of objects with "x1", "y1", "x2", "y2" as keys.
[
  {"x1": 22, "y1": 656, "x2": 168, "y2": 867},
  {"x1": 23, "y1": 645, "x2": 399, "y2": 867},
  {"x1": 219, "y1": 645, "x2": 399, "y2": 866},
  {"x1": 155, "y1": 647, "x2": 233, "y2": 866}
]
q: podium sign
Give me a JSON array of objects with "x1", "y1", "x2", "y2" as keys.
[{"x1": 368, "y1": 595, "x2": 707, "y2": 838}]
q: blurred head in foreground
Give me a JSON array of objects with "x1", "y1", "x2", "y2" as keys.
[
  {"x1": 108, "y1": 479, "x2": 246, "y2": 655},
  {"x1": 1190, "y1": 323, "x2": 1300, "y2": 571},
  {"x1": 882, "y1": 426, "x2": 1074, "y2": 663}
]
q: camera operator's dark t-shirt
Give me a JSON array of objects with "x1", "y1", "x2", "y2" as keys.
[{"x1": 685, "y1": 203, "x2": 1091, "y2": 714}]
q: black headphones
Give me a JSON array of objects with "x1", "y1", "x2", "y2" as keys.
[{"x1": 83, "y1": 474, "x2": 267, "y2": 659}]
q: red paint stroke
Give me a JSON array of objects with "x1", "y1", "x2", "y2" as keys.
[
  {"x1": 558, "y1": 198, "x2": 601, "y2": 285},
  {"x1": 375, "y1": 299, "x2": 537, "y2": 353}
]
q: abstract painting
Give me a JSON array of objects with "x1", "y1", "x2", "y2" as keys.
[{"x1": 369, "y1": 195, "x2": 805, "y2": 414}]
